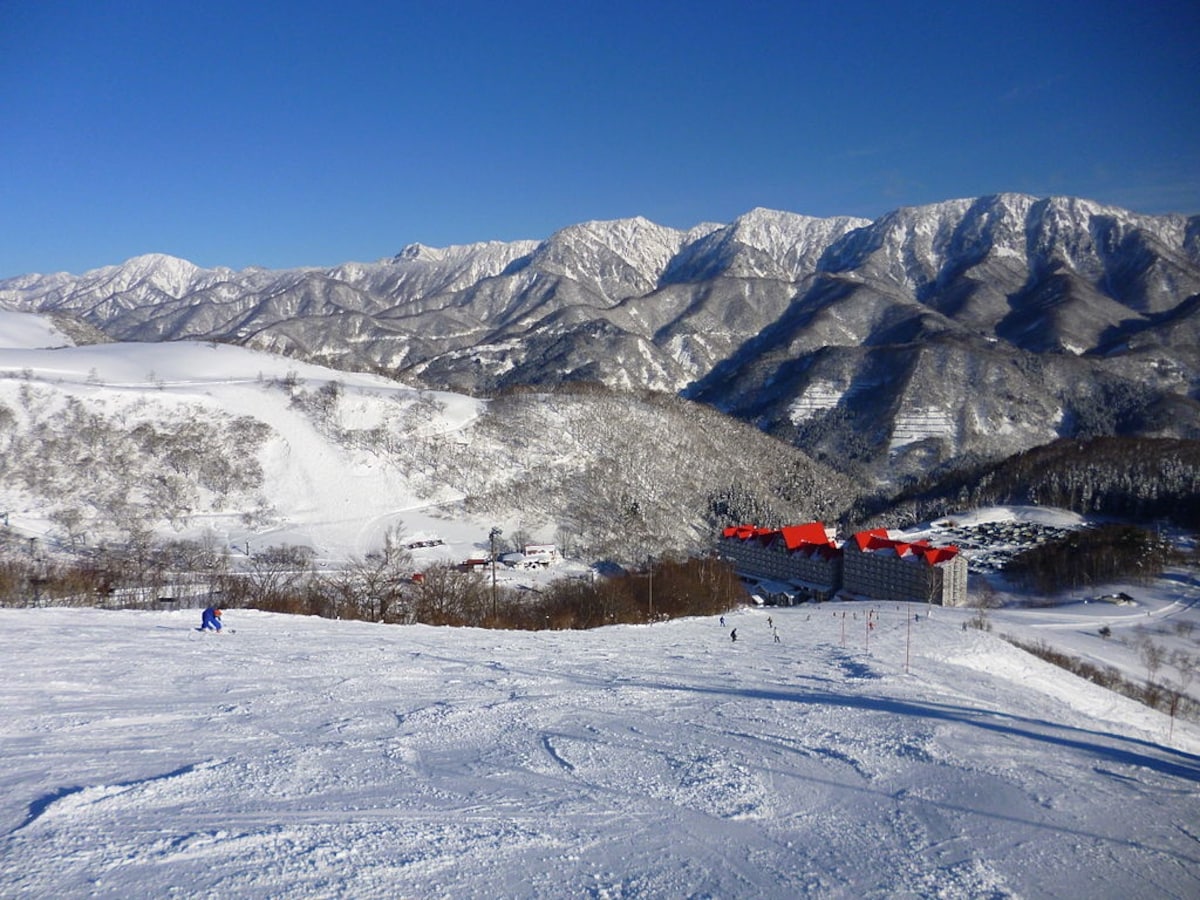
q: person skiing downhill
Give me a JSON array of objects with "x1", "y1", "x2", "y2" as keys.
[{"x1": 200, "y1": 607, "x2": 223, "y2": 631}]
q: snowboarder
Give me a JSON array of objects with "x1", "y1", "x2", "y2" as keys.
[
  {"x1": 767, "y1": 616, "x2": 773, "y2": 628},
  {"x1": 730, "y1": 628, "x2": 737, "y2": 642},
  {"x1": 719, "y1": 616, "x2": 725, "y2": 627},
  {"x1": 773, "y1": 627, "x2": 780, "y2": 643},
  {"x1": 200, "y1": 607, "x2": 223, "y2": 632}
]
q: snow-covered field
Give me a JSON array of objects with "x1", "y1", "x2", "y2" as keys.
[{"x1": 2, "y1": 601, "x2": 1198, "y2": 899}]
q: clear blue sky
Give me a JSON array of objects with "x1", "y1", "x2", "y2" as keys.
[{"x1": 2, "y1": 0, "x2": 1198, "y2": 276}]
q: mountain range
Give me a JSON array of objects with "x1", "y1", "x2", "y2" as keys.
[{"x1": 4, "y1": 193, "x2": 1198, "y2": 484}]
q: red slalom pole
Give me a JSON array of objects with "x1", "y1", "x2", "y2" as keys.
[{"x1": 905, "y1": 611, "x2": 912, "y2": 674}]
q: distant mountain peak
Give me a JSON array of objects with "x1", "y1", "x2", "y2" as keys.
[{"x1": 394, "y1": 242, "x2": 438, "y2": 261}]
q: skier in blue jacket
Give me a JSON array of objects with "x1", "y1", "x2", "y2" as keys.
[{"x1": 200, "y1": 607, "x2": 223, "y2": 631}]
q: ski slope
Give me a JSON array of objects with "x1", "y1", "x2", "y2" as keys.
[
  {"x1": 0, "y1": 315, "x2": 490, "y2": 562},
  {"x1": 2, "y1": 602, "x2": 1197, "y2": 898}
]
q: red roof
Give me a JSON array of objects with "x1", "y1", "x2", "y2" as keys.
[
  {"x1": 723, "y1": 524, "x2": 958, "y2": 566},
  {"x1": 921, "y1": 546, "x2": 960, "y2": 565},
  {"x1": 723, "y1": 522, "x2": 836, "y2": 553},
  {"x1": 851, "y1": 528, "x2": 890, "y2": 551},
  {"x1": 849, "y1": 530, "x2": 959, "y2": 565},
  {"x1": 722, "y1": 525, "x2": 773, "y2": 541},
  {"x1": 778, "y1": 522, "x2": 832, "y2": 550}
]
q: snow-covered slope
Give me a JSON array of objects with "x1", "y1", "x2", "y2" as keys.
[
  {"x1": 0, "y1": 308, "x2": 74, "y2": 349},
  {"x1": 1, "y1": 602, "x2": 1196, "y2": 898},
  {"x1": 0, "y1": 312, "x2": 849, "y2": 562},
  {"x1": 0, "y1": 332, "x2": 474, "y2": 557}
]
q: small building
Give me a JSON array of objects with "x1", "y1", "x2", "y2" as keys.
[
  {"x1": 500, "y1": 551, "x2": 552, "y2": 570},
  {"x1": 523, "y1": 543, "x2": 561, "y2": 564}
]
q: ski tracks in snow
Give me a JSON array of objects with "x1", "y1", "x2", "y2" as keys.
[{"x1": 2, "y1": 606, "x2": 1199, "y2": 898}]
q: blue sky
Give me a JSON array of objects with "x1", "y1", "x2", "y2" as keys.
[{"x1": 2, "y1": 0, "x2": 1198, "y2": 276}]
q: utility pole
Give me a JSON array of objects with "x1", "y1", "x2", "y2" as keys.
[{"x1": 489, "y1": 526, "x2": 502, "y2": 618}]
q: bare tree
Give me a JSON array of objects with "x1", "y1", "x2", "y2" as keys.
[
  {"x1": 240, "y1": 544, "x2": 315, "y2": 610},
  {"x1": 343, "y1": 523, "x2": 413, "y2": 622},
  {"x1": 1139, "y1": 637, "x2": 1167, "y2": 706},
  {"x1": 412, "y1": 564, "x2": 488, "y2": 625}
]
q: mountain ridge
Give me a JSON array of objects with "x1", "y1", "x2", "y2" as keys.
[{"x1": 3, "y1": 193, "x2": 1198, "y2": 483}]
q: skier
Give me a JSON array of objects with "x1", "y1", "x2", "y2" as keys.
[
  {"x1": 200, "y1": 607, "x2": 223, "y2": 632},
  {"x1": 730, "y1": 628, "x2": 737, "y2": 642},
  {"x1": 719, "y1": 616, "x2": 725, "y2": 627}
]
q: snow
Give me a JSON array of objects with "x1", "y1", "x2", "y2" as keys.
[
  {"x1": 916, "y1": 505, "x2": 1088, "y2": 531},
  {"x1": 787, "y1": 381, "x2": 845, "y2": 425},
  {"x1": 0, "y1": 308, "x2": 73, "y2": 349},
  {"x1": 0, "y1": 314, "x2": 498, "y2": 563},
  {"x1": 2, "y1": 602, "x2": 1198, "y2": 899},
  {"x1": 888, "y1": 406, "x2": 956, "y2": 451},
  {"x1": 2, "y1": 314, "x2": 1199, "y2": 895}
]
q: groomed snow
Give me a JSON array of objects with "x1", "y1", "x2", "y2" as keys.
[{"x1": 2, "y1": 602, "x2": 1197, "y2": 898}]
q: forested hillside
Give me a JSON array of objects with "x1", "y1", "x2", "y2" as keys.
[
  {"x1": 0, "y1": 345, "x2": 853, "y2": 564},
  {"x1": 855, "y1": 437, "x2": 1200, "y2": 529}
]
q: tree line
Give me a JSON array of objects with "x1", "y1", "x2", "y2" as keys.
[
  {"x1": 853, "y1": 436, "x2": 1200, "y2": 530},
  {"x1": 0, "y1": 526, "x2": 747, "y2": 630},
  {"x1": 1002, "y1": 523, "x2": 1178, "y2": 595}
]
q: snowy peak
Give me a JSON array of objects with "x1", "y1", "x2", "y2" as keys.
[
  {"x1": 85, "y1": 253, "x2": 222, "y2": 299},
  {"x1": 821, "y1": 196, "x2": 995, "y2": 287},
  {"x1": 394, "y1": 242, "x2": 442, "y2": 262},
  {"x1": 525, "y1": 216, "x2": 698, "y2": 299},
  {"x1": 666, "y1": 208, "x2": 871, "y2": 282},
  {"x1": 363, "y1": 239, "x2": 541, "y2": 296},
  {"x1": 816, "y1": 192, "x2": 1200, "y2": 298},
  {"x1": 390, "y1": 239, "x2": 537, "y2": 270},
  {"x1": 730, "y1": 207, "x2": 871, "y2": 260}
]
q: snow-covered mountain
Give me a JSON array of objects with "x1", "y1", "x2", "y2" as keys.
[
  {"x1": 0, "y1": 312, "x2": 850, "y2": 561},
  {"x1": 688, "y1": 195, "x2": 1200, "y2": 479},
  {"x1": 3, "y1": 194, "x2": 1198, "y2": 482}
]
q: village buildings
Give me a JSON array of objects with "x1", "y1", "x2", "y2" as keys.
[{"x1": 718, "y1": 522, "x2": 968, "y2": 606}]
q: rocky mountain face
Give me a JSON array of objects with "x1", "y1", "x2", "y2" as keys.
[{"x1": 4, "y1": 194, "x2": 1198, "y2": 484}]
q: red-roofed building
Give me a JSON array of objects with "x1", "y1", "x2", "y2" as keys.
[
  {"x1": 718, "y1": 524, "x2": 968, "y2": 605},
  {"x1": 718, "y1": 522, "x2": 841, "y2": 601},
  {"x1": 842, "y1": 529, "x2": 968, "y2": 605}
]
